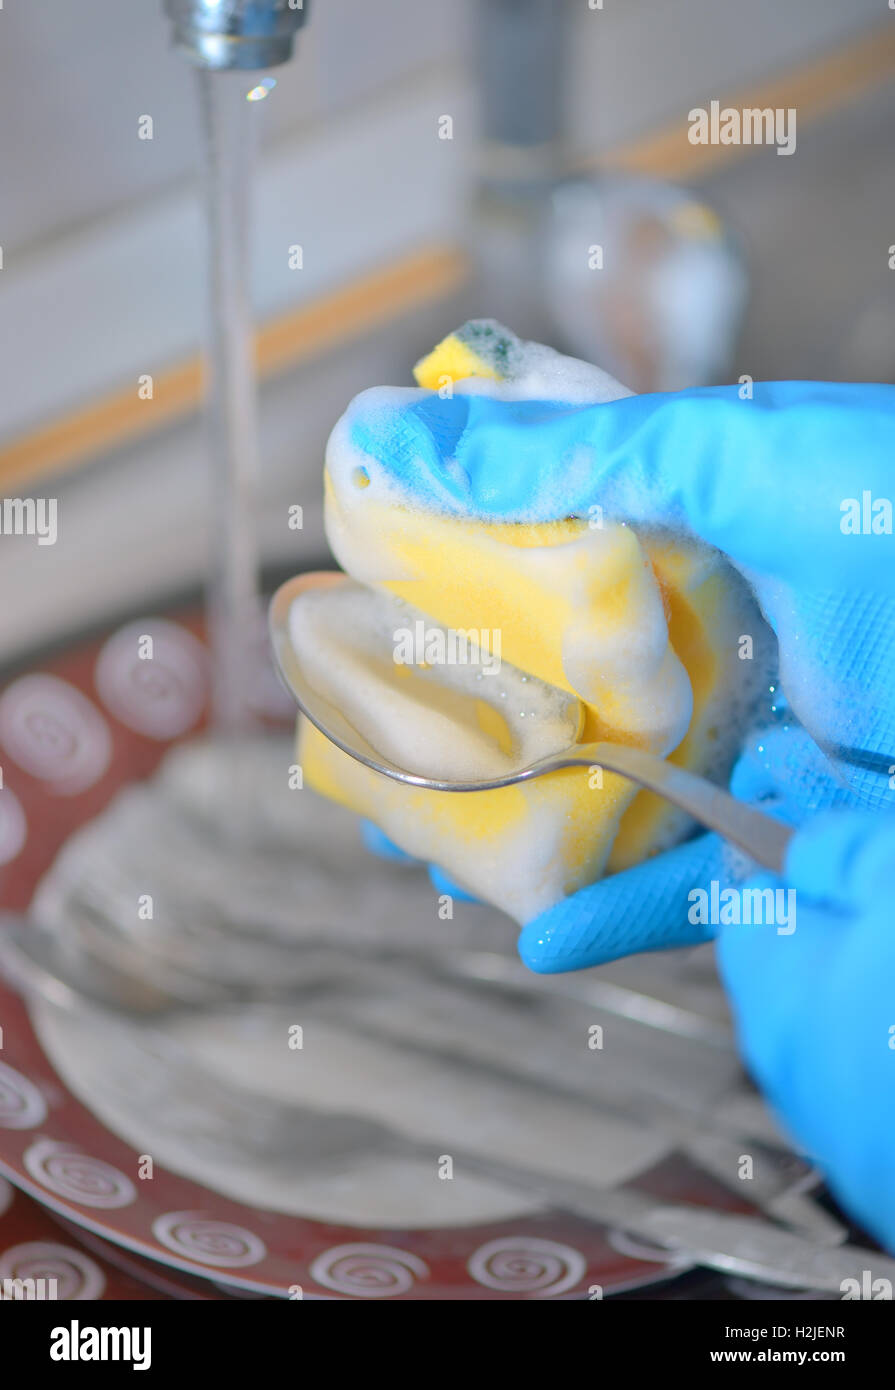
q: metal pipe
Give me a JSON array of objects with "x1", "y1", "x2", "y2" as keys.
[
  {"x1": 476, "y1": 0, "x2": 566, "y2": 154},
  {"x1": 163, "y1": 0, "x2": 311, "y2": 71}
]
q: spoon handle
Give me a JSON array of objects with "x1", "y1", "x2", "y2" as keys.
[{"x1": 549, "y1": 742, "x2": 793, "y2": 875}]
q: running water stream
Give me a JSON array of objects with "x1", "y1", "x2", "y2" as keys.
[{"x1": 196, "y1": 68, "x2": 264, "y2": 735}]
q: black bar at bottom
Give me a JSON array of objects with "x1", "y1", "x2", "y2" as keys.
[{"x1": 3, "y1": 1293, "x2": 892, "y2": 1376}]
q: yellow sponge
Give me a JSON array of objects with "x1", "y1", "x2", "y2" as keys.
[
  {"x1": 295, "y1": 323, "x2": 763, "y2": 920},
  {"x1": 413, "y1": 322, "x2": 518, "y2": 390}
]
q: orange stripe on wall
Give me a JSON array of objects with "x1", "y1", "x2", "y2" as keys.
[
  {"x1": 1, "y1": 22, "x2": 892, "y2": 492},
  {"x1": 0, "y1": 244, "x2": 468, "y2": 493},
  {"x1": 593, "y1": 23, "x2": 895, "y2": 180}
]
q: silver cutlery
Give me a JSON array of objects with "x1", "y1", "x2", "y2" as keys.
[
  {"x1": 0, "y1": 912, "x2": 851, "y2": 1277},
  {"x1": 269, "y1": 571, "x2": 793, "y2": 873}
]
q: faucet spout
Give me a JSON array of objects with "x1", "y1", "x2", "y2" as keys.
[{"x1": 163, "y1": 0, "x2": 310, "y2": 70}]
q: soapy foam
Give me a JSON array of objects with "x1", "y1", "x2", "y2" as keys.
[
  {"x1": 289, "y1": 583, "x2": 583, "y2": 782},
  {"x1": 322, "y1": 482, "x2": 696, "y2": 760},
  {"x1": 325, "y1": 325, "x2": 633, "y2": 532},
  {"x1": 463, "y1": 338, "x2": 633, "y2": 406},
  {"x1": 304, "y1": 322, "x2": 774, "y2": 917},
  {"x1": 414, "y1": 319, "x2": 633, "y2": 408},
  {"x1": 440, "y1": 326, "x2": 634, "y2": 406}
]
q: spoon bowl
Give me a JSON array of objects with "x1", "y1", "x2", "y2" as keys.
[{"x1": 270, "y1": 571, "x2": 793, "y2": 874}]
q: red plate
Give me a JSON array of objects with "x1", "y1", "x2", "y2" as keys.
[
  {"x1": 0, "y1": 611, "x2": 762, "y2": 1299},
  {"x1": 0, "y1": 1173, "x2": 167, "y2": 1301}
]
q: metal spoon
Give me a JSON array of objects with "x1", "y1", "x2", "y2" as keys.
[{"x1": 269, "y1": 572, "x2": 793, "y2": 874}]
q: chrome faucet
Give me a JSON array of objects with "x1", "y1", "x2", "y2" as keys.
[{"x1": 163, "y1": 0, "x2": 310, "y2": 70}]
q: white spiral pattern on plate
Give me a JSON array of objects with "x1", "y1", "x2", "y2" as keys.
[
  {"x1": 0, "y1": 1062, "x2": 48, "y2": 1130},
  {"x1": 152, "y1": 1212, "x2": 266, "y2": 1268},
  {"x1": 0, "y1": 675, "x2": 112, "y2": 794},
  {"x1": 0, "y1": 1241, "x2": 106, "y2": 1300},
  {"x1": 0, "y1": 787, "x2": 27, "y2": 865},
  {"x1": 309, "y1": 1243, "x2": 429, "y2": 1298},
  {"x1": 23, "y1": 1140, "x2": 136, "y2": 1208},
  {"x1": 94, "y1": 620, "x2": 207, "y2": 740},
  {"x1": 467, "y1": 1236, "x2": 586, "y2": 1296}
]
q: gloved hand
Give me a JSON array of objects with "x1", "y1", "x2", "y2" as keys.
[
  {"x1": 347, "y1": 380, "x2": 895, "y2": 966},
  {"x1": 350, "y1": 378, "x2": 895, "y2": 1255},
  {"x1": 716, "y1": 806, "x2": 895, "y2": 1253}
]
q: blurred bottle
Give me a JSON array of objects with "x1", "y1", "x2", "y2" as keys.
[
  {"x1": 470, "y1": 2, "x2": 748, "y2": 389},
  {"x1": 543, "y1": 176, "x2": 749, "y2": 392}
]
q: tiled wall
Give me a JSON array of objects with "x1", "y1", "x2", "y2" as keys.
[
  {"x1": 0, "y1": 0, "x2": 888, "y2": 659},
  {"x1": 1, "y1": 0, "x2": 883, "y2": 255}
]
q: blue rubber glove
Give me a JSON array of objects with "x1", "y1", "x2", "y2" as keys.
[
  {"x1": 716, "y1": 806, "x2": 895, "y2": 1253},
  {"x1": 350, "y1": 379, "x2": 895, "y2": 1253},
  {"x1": 347, "y1": 381, "x2": 895, "y2": 965}
]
